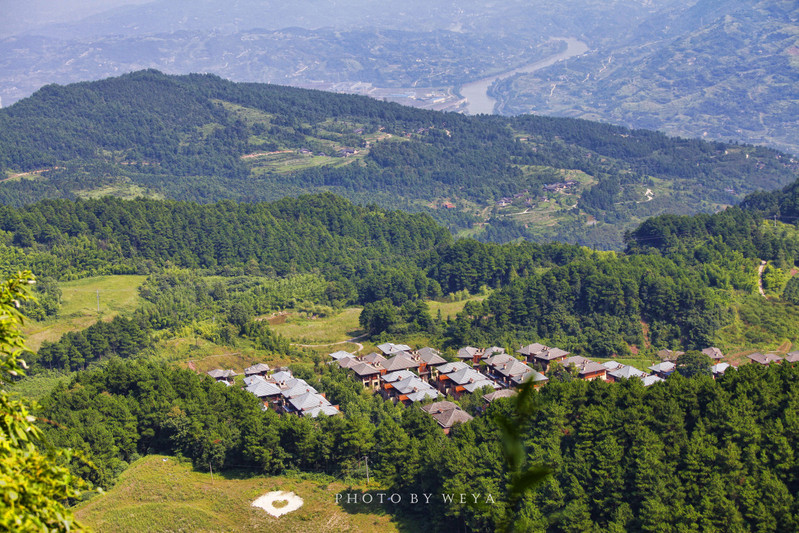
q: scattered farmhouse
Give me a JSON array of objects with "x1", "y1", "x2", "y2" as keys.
[
  {"x1": 242, "y1": 369, "x2": 340, "y2": 417},
  {"x1": 701, "y1": 347, "x2": 724, "y2": 361},
  {"x1": 421, "y1": 401, "x2": 473, "y2": 435},
  {"x1": 563, "y1": 356, "x2": 607, "y2": 381},
  {"x1": 244, "y1": 363, "x2": 270, "y2": 377},
  {"x1": 747, "y1": 352, "x2": 783, "y2": 365},
  {"x1": 518, "y1": 343, "x2": 570, "y2": 372},
  {"x1": 542, "y1": 180, "x2": 578, "y2": 193},
  {"x1": 712, "y1": 362, "x2": 732, "y2": 378},
  {"x1": 657, "y1": 349, "x2": 684, "y2": 361},
  {"x1": 207, "y1": 369, "x2": 237, "y2": 384}
]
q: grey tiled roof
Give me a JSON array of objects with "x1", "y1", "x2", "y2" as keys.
[
  {"x1": 517, "y1": 343, "x2": 547, "y2": 356},
  {"x1": 244, "y1": 363, "x2": 270, "y2": 375},
  {"x1": 383, "y1": 353, "x2": 420, "y2": 372},
  {"x1": 289, "y1": 391, "x2": 331, "y2": 411},
  {"x1": 392, "y1": 375, "x2": 434, "y2": 395},
  {"x1": 382, "y1": 370, "x2": 417, "y2": 383},
  {"x1": 246, "y1": 380, "x2": 282, "y2": 398},
  {"x1": 377, "y1": 343, "x2": 411, "y2": 355},
  {"x1": 641, "y1": 375, "x2": 664, "y2": 386},
  {"x1": 349, "y1": 361, "x2": 382, "y2": 377},
  {"x1": 483, "y1": 389, "x2": 516, "y2": 403},
  {"x1": 416, "y1": 347, "x2": 447, "y2": 366},
  {"x1": 243, "y1": 375, "x2": 266, "y2": 386},
  {"x1": 207, "y1": 369, "x2": 237, "y2": 379},
  {"x1": 608, "y1": 365, "x2": 648, "y2": 380},
  {"x1": 457, "y1": 346, "x2": 482, "y2": 359},
  {"x1": 421, "y1": 401, "x2": 473, "y2": 429},
  {"x1": 304, "y1": 404, "x2": 341, "y2": 417},
  {"x1": 281, "y1": 380, "x2": 318, "y2": 399},
  {"x1": 748, "y1": 352, "x2": 783, "y2": 365},
  {"x1": 701, "y1": 347, "x2": 724, "y2": 360},
  {"x1": 484, "y1": 353, "x2": 516, "y2": 367},
  {"x1": 361, "y1": 352, "x2": 388, "y2": 365},
  {"x1": 712, "y1": 363, "x2": 731, "y2": 374},
  {"x1": 405, "y1": 388, "x2": 442, "y2": 402},
  {"x1": 438, "y1": 361, "x2": 470, "y2": 374},
  {"x1": 269, "y1": 370, "x2": 294, "y2": 384},
  {"x1": 578, "y1": 362, "x2": 608, "y2": 376},
  {"x1": 648, "y1": 361, "x2": 676, "y2": 373}
]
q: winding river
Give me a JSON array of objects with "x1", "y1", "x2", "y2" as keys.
[{"x1": 459, "y1": 37, "x2": 589, "y2": 115}]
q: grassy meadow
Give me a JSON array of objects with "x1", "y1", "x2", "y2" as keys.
[
  {"x1": 23, "y1": 275, "x2": 146, "y2": 351},
  {"x1": 74, "y1": 455, "x2": 408, "y2": 533},
  {"x1": 270, "y1": 307, "x2": 364, "y2": 345}
]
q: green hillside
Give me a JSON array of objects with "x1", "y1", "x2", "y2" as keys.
[
  {"x1": 5, "y1": 189, "x2": 799, "y2": 530},
  {"x1": 1, "y1": 70, "x2": 796, "y2": 249},
  {"x1": 74, "y1": 455, "x2": 404, "y2": 533}
]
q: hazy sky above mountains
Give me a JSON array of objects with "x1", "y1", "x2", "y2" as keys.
[{"x1": 0, "y1": 0, "x2": 151, "y2": 37}]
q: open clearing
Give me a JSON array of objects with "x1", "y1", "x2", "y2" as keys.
[
  {"x1": 270, "y1": 307, "x2": 364, "y2": 344},
  {"x1": 23, "y1": 275, "x2": 146, "y2": 350},
  {"x1": 73, "y1": 455, "x2": 403, "y2": 533}
]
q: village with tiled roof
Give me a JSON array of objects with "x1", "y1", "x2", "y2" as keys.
[{"x1": 202, "y1": 343, "x2": 753, "y2": 432}]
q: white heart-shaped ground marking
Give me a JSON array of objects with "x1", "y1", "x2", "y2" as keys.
[{"x1": 252, "y1": 491, "x2": 304, "y2": 517}]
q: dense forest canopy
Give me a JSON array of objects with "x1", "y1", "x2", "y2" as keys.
[{"x1": 5, "y1": 189, "x2": 799, "y2": 362}]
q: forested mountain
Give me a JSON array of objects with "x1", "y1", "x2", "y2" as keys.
[
  {"x1": 1, "y1": 70, "x2": 796, "y2": 249},
  {"x1": 4, "y1": 1, "x2": 795, "y2": 159}
]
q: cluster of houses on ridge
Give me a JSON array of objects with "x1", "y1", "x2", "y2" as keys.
[
  {"x1": 204, "y1": 343, "x2": 783, "y2": 432},
  {"x1": 208, "y1": 363, "x2": 340, "y2": 418},
  {"x1": 333, "y1": 343, "x2": 741, "y2": 401}
]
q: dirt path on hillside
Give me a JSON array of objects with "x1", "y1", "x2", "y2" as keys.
[
  {"x1": 1, "y1": 167, "x2": 60, "y2": 182},
  {"x1": 292, "y1": 333, "x2": 368, "y2": 353},
  {"x1": 758, "y1": 260, "x2": 767, "y2": 297}
]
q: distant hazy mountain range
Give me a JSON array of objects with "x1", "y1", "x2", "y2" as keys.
[
  {"x1": 491, "y1": 0, "x2": 799, "y2": 156},
  {"x1": 1, "y1": 0, "x2": 796, "y2": 155}
]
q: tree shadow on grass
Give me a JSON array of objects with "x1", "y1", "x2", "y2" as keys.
[{"x1": 336, "y1": 488, "x2": 429, "y2": 533}]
